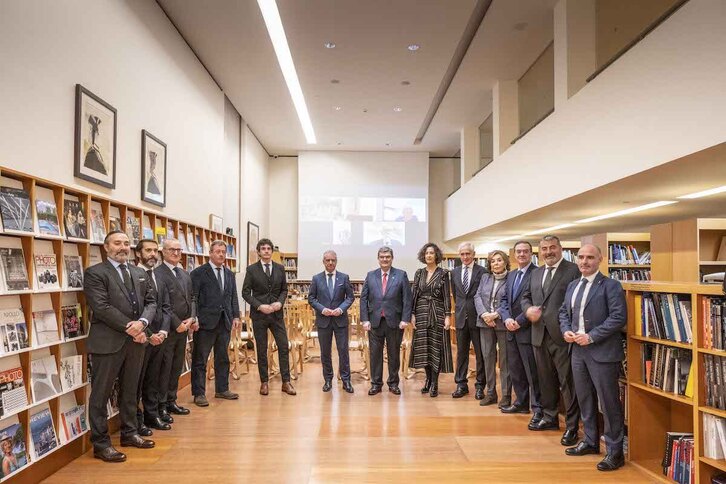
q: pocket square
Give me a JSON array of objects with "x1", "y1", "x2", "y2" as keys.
[{"x1": 139, "y1": 277, "x2": 146, "y2": 282}]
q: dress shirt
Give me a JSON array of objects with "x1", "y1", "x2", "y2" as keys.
[
  {"x1": 108, "y1": 258, "x2": 148, "y2": 327},
  {"x1": 325, "y1": 270, "x2": 337, "y2": 287},
  {"x1": 261, "y1": 260, "x2": 273, "y2": 277},
  {"x1": 144, "y1": 266, "x2": 167, "y2": 337},
  {"x1": 209, "y1": 261, "x2": 225, "y2": 291},
  {"x1": 570, "y1": 272, "x2": 598, "y2": 334},
  {"x1": 461, "y1": 262, "x2": 475, "y2": 285},
  {"x1": 164, "y1": 260, "x2": 179, "y2": 275},
  {"x1": 541, "y1": 256, "x2": 564, "y2": 285}
]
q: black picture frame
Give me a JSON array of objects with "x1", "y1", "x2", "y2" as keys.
[
  {"x1": 74, "y1": 84, "x2": 117, "y2": 189},
  {"x1": 140, "y1": 130, "x2": 167, "y2": 207},
  {"x1": 247, "y1": 221, "x2": 259, "y2": 266}
]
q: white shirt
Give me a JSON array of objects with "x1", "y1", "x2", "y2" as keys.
[
  {"x1": 261, "y1": 260, "x2": 273, "y2": 277},
  {"x1": 541, "y1": 256, "x2": 564, "y2": 285},
  {"x1": 141, "y1": 266, "x2": 168, "y2": 337},
  {"x1": 164, "y1": 260, "x2": 179, "y2": 276},
  {"x1": 570, "y1": 272, "x2": 598, "y2": 334},
  {"x1": 461, "y1": 262, "x2": 475, "y2": 285},
  {"x1": 325, "y1": 270, "x2": 337, "y2": 287},
  {"x1": 209, "y1": 261, "x2": 225, "y2": 291}
]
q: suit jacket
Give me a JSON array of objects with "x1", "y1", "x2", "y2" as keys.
[
  {"x1": 145, "y1": 270, "x2": 172, "y2": 335},
  {"x1": 473, "y1": 273, "x2": 508, "y2": 330},
  {"x1": 308, "y1": 271, "x2": 355, "y2": 329},
  {"x1": 359, "y1": 267, "x2": 412, "y2": 329},
  {"x1": 559, "y1": 272, "x2": 627, "y2": 363},
  {"x1": 155, "y1": 263, "x2": 195, "y2": 331},
  {"x1": 84, "y1": 260, "x2": 157, "y2": 354},
  {"x1": 191, "y1": 263, "x2": 240, "y2": 330},
  {"x1": 451, "y1": 264, "x2": 487, "y2": 329},
  {"x1": 521, "y1": 259, "x2": 581, "y2": 347},
  {"x1": 241, "y1": 261, "x2": 287, "y2": 322},
  {"x1": 497, "y1": 263, "x2": 537, "y2": 343}
]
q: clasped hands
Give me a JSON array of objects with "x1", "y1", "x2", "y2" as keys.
[
  {"x1": 126, "y1": 320, "x2": 147, "y2": 344},
  {"x1": 410, "y1": 315, "x2": 450, "y2": 330},
  {"x1": 564, "y1": 331, "x2": 591, "y2": 346},
  {"x1": 322, "y1": 307, "x2": 343, "y2": 317},
  {"x1": 480, "y1": 312, "x2": 499, "y2": 328},
  {"x1": 361, "y1": 320, "x2": 411, "y2": 331},
  {"x1": 176, "y1": 317, "x2": 198, "y2": 334},
  {"x1": 504, "y1": 318, "x2": 520, "y2": 332},
  {"x1": 258, "y1": 302, "x2": 283, "y2": 315}
]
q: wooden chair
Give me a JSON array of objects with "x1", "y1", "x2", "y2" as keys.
[
  {"x1": 347, "y1": 302, "x2": 370, "y2": 380},
  {"x1": 285, "y1": 304, "x2": 305, "y2": 377},
  {"x1": 300, "y1": 305, "x2": 320, "y2": 362}
]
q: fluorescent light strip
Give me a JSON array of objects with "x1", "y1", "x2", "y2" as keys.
[
  {"x1": 678, "y1": 185, "x2": 726, "y2": 199},
  {"x1": 257, "y1": 0, "x2": 316, "y2": 144},
  {"x1": 574, "y1": 201, "x2": 677, "y2": 224},
  {"x1": 522, "y1": 223, "x2": 575, "y2": 236}
]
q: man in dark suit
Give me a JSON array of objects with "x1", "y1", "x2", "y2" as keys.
[
  {"x1": 360, "y1": 246, "x2": 412, "y2": 395},
  {"x1": 84, "y1": 231, "x2": 156, "y2": 462},
  {"x1": 190, "y1": 240, "x2": 241, "y2": 406},
  {"x1": 134, "y1": 239, "x2": 172, "y2": 433},
  {"x1": 308, "y1": 250, "x2": 355, "y2": 393},
  {"x1": 155, "y1": 238, "x2": 195, "y2": 418},
  {"x1": 560, "y1": 244, "x2": 626, "y2": 471},
  {"x1": 497, "y1": 241, "x2": 541, "y2": 427},
  {"x1": 522, "y1": 235, "x2": 582, "y2": 444},
  {"x1": 242, "y1": 238, "x2": 296, "y2": 396},
  {"x1": 451, "y1": 242, "x2": 487, "y2": 399}
]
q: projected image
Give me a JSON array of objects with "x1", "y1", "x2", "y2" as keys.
[
  {"x1": 332, "y1": 221, "x2": 352, "y2": 245},
  {"x1": 300, "y1": 197, "x2": 376, "y2": 222},
  {"x1": 363, "y1": 222, "x2": 405, "y2": 247},
  {"x1": 383, "y1": 198, "x2": 426, "y2": 222}
]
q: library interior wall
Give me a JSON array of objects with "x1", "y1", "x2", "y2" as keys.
[
  {"x1": 518, "y1": 43, "x2": 555, "y2": 135},
  {"x1": 0, "y1": 0, "x2": 236, "y2": 230},
  {"x1": 241, "y1": 125, "x2": 270, "y2": 252}
]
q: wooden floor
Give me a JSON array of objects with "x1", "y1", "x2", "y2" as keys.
[{"x1": 45, "y1": 354, "x2": 651, "y2": 483}]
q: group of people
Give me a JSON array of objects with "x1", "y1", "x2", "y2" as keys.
[{"x1": 84, "y1": 231, "x2": 626, "y2": 473}]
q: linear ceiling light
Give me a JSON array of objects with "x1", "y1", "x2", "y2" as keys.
[
  {"x1": 257, "y1": 0, "x2": 316, "y2": 144},
  {"x1": 522, "y1": 223, "x2": 575, "y2": 236},
  {"x1": 574, "y1": 201, "x2": 677, "y2": 224},
  {"x1": 677, "y1": 185, "x2": 726, "y2": 199}
]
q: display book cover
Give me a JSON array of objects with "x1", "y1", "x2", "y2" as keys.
[
  {"x1": 0, "y1": 367, "x2": 28, "y2": 418},
  {"x1": 30, "y1": 355, "x2": 62, "y2": 402},
  {"x1": 60, "y1": 304, "x2": 84, "y2": 340},
  {"x1": 0, "y1": 248, "x2": 30, "y2": 293},
  {"x1": 29, "y1": 406, "x2": 57, "y2": 459},
  {"x1": 62, "y1": 198, "x2": 88, "y2": 240},
  {"x1": 89, "y1": 204, "x2": 107, "y2": 244},
  {"x1": 106, "y1": 379, "x2": 120, "y2": 416},
  {"x1": 63, "y1": 254, "x2": 84, "y2": 290},
  {"x1": 0, "y1": 186, "x2": 32, "y2": 233},
  {"x1": 0, "y1": 420, "x2": 28, "y2": 477},
  {"x1": 31, "y1": 309, "x2": 59, "y2": 346},
  {"x1": 60, "y1": 404, "x2": 87, "y2": 442},
  {"x1": 33, "y1": 253, "x2": 60, "y2": 290},
  {"x1": 59, "y1": 355, "x2": 82, "y2": 392},
  {"x1": 35, "y1": 198, "x2": 60, "y2": 237},
  {"x1": 0, "y1": 308, "x2": 29, "y2": 354},
  {"x1": 125, "y1": 214, "x2": 140, "y2": 245}
]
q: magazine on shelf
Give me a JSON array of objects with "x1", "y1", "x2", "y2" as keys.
[
  {"x1": 107, "y1": 379, "x2": 120, "y2": 416},
  {"x1": 0, "y1": 421, "x2": 28, "y2": 477},
  {"x1": 184, "y1": 341, "x2": 193, "y2": 372},
  {"x1": 0, "y1": 367, "x2": 28, "y2": 418},
  {"x1": 195, "y1": 235, "x2": 203, "y2": 254},
  {"x1": 60, "y1": 405, "x2": 87, "y2": 442},
  {"x1": 31, "y1": 310, "x2": 59, "y2": 346},
  {"x1": 61, "y1": 304, "x2": 83, "y2": 340},
  {"x1": 35, "y1": 199, "x2": 60, "y2": 237},
  {"x1": 63, "y1": 255, "x2": 84, "y2": 289},
  {"x1": 30, "y1": 355, "x2": 62, "y2": 402},
  {"x1": 33, "y1": 254, "x2": 60, "y2": 290},
  {"x1": 186, "y1": 231, "x2": 195, "y2": 253},
  {"x1": 29, "y1": 407, "x2": 58, "y2": 459},
  {"x1": 59, "y1": 355, "x2": 83, "y2": 391},
  {"x1": 109, "y1": 215, "x2": 122, "y2": 232},
  {"x1": 0, "y1": 308, "x2": 28, "y2": 353},
  {"x1": 142, "y1": 225, "x2": 153, "y2": 240},
  {"x1": 0, "y1": 187, "x2": 33, "y2": 233},
  {"x1": 125, "y1": 215, "x2": 140, "y2": 245},
  {"x1": 0, "y1": 248, "x2": 30, "y2": 292},
  {"x1": 87, "y1": 246, "x2": 102, "y2": 267},
  {"x1": 179, "y1": 233, "x2": 188, "y2": 252},
  {"x1": 166, "y1": 222, "x2": 175, "y2": 240},
  {"x1": 62, "y1": 199, "x2": 88, "y2": 240},
  {"x1": 89, "y1": 205, "x2": 107, "y2": 243},
  {"x1": 186, "y1": 256, "x2": 196, "y2": 272},
  {"x1": 155, "y1": 226, "x2": 166, "y2": 244}
]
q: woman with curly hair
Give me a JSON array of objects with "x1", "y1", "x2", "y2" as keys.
[{"x1": 409, "y1": 242, "x2": 453, "y2": 397}]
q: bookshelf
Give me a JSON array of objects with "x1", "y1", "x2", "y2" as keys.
[
  {"x1": 581, "y1": 232, "x2": 650, "y2": 281},
  {"x1": 0, "y1": 166, "x2": 237, "y2": 483},
  {"x1": 440, "y1": 253, "x2": 488, "y2": 271},
  {"x1": 623, "y1": 281, "x2": 726, "y2": 484},
  {"x1": 281, "y1": 252, "x2": 298, "y2": 281}
]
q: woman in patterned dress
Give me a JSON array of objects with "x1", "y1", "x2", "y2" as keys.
[{"x1": 409, "y1": 243, "x2": 454, "y2": 397}]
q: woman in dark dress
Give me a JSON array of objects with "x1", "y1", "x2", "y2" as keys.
[{"x1": 410, "y1": 243, "x2": 454, "y2": 397}]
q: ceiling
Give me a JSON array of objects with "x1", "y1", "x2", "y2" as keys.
[{"x1": 157, "y1": 0, "x2": 557, "y2": 156}]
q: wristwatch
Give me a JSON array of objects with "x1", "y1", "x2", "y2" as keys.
[{"x1": 587, "y1": 334, "x2": 593, "y2": 344}]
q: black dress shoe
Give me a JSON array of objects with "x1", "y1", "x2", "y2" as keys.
[
  {"x1": 167, "y1": 402, "x2": 190, "y2": 415},
  {"x1": 500, "y1": 404, "x2": 530, "y2": 414},
  {"x1": 565, "y1": 441, "x2": 600, "y2": 456},
  {"x1": 561, "y1": 429, "x2": 579, "y2": 446},
  {"x1": 451, "y1": 387, "x2": 469, "y2": 398},
  {"x1": 159, "y1": 410, "x2": 174, "y2": 424},
  {"x1": 597, "y1": 452, "x2": 624, "y2": 471},
  {"x1": 342, "y1": 381, "x2": 354, "y2": 393},
  {"x1": 138, "y1": 425, "x2": 153, "y2": 437},
  {"x1": 389, "y1": 385, "x2": 401, "y2": 395},
  {"x1": 94, "y1": 446, "x2": 126, "y2": 462},
  {"x1": 368, "y1": 386, "x2": 382, "y2": 396},
  {"x1": 529, "y1": 418, "x2": 559, "y2": 431},
  {"x1": 322, "y1": 380, "x2": 332, "y2": 392},
  {"x1": 215, "y1": 390, "x2": 240, "y2": 400},
  {"x1": 479, "y1": 394, "x2": 497, "y2": 406},
  {"x1": 429, "y1": 382, "x2": 439, "y2": 398},
  {"x1": 145, "y1": 417, "x2": 171, "y2": 431},
  {"x1": 475, "y1": 388, "x2": 484, "y2": 400},
  {"x1": 421, "y1": 379, "x2": 431, "y2": 394},
  {"x1": 120, "y1": 434, "x2": 155, "y2": 449},
  {"x1": 498, "y1": 397, "x2": 511, "y2": 408},
  {"x1": 528, "y1": 411, "x2": 543, "y2": 427}
]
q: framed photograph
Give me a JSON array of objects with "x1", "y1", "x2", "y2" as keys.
[
  {"x1": 141, "y1": 130, "x2": 167, "y2": 207},
  {"x1": 247, "y1": 221, "x2": 259, "y2": 266},
  {"x1": 209, "y1": 214, "x2": 223, "y2": 233},
  {"x1": 74, "y1": 84, "x2": 117, "y2": 188}
]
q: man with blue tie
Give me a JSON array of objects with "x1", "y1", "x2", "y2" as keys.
[
  {"x1": 360, "y1": 246, "x2": 413, "y2": 396},
  {"x1": 560, "y1": 244, "x2": 626, "y2": 471},
  {"x1": 308, "y1": 250, "x2": 355, "y2": 393}
]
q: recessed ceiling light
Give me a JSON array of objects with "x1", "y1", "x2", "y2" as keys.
[
  {"x1": 393, "y1": 107, "x2": 402, "y2": 112},
  {"x1": 324, "y1": 42, "x2": 336, "y2": 49},
  {"x1": 362, "y1": 108, "x2": 368, "y2": 113},
  {"x1": 334, "y1": 106, "x2": 342, "y2": 111},
  {"x1": 574, "y1": 201, "x2": 677, "y2": 224},
  {"x1": 385, "y1": 142, "x2": 391, "y2": 147},
  {"x1": 678, "y1": 185, "x2": 726, "y2": 199},
  {"x1": 336, "y1": 142, "x2": 342, "y2": 145},
  {"x1": 407, "y1": 44, "x2": 420, "y2": 51},
  {"x1": 401, "y1": 80, "x2": 411, "y2": 86},
  {"x1": 330, "y1": 79, "x2": 340, "y2": 84}
]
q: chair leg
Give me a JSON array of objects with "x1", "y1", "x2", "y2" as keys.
[{"x1": 206, "y1": 349, "x2": 215, "y2": 381}]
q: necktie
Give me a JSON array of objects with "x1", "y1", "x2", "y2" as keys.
[
  {"x1": 216, "y1": 267, "x2": 224, "y2": 292},
  {"x1": 543, "y1": 266, "x2": 554, "y2": 293},
  {"x1": 512, "y1": 270, "x2": 523, "y2": 297},
  {"x1": 147, "y1": 269, "x2": 156, "y2": 290},
  {"x1": 327, "y1": 273, "x2": 334, "y2": 298},
  {"x1": 572, "y1": 277, "x2": 589, "y2": 333},
  {"x1": 119, "y1": 264, "x2": 139, "y2": 312},
  {"x1": 264, "y1": 263, "x2": 271, "y2": 277},
  {"x1": 382, "y1": 272, "x2": 388, "y2": 294},
  {"x1": 173, "y1": 267, "x2": 181, "y2": 278},
  {"x1": 463, "y1": 266, "x2": 470, "y2": 293}
]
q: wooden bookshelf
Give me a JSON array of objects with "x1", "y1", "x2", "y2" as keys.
[
  {"x1": 280, "y1": 252, "x2": 298, "y2": 281},
  {"x1": 581, "y1": 232, "x2": 651, "y2": 281},
  {"x1": 440, "y1": 253, "x2": 488, "y2": 271},
  {"x1": 0, "y1": 166, "x2": 236, "y2": 483}
]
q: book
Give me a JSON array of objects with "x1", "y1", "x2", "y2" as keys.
[
  {"x1": 155, "y1": 226, "x2": 167, "y2": 244},
  {"x1": 62, "y1": 199, "x2": 88, "y2": 239},
  {"x1": 60, "y1": 405, "x2": 87, "y2": 442},
  {"x1": 0, "y1": 308, "x2": 28, "y2": 353},
  {"x1": 32, "y1": 310, "x2": 59, "y2": 346},
  {"x1": 30, "y1": 355, "x2": 62, "y2": 402},
  {"x1": 89, "y1": 206, "x2": 106, "y2": 243},
  {"x1": 0, "y1": 248, "x2": 30, "y2": 292},
  {"x1": 641, "y1": 342, "x2": 691, "y2": 396},
  {"x1": 186, "y1": 231, "x2": 195, "y2": 253},
  {"x1": 142, "y1": 226, "x2": 153, "y2": 240},
  {"x1": 60, "y1": 304, "x2": 83, "y2": 340},
  {"x1": 29, "y1": 407, "x2": 57, "y2": 458},
  {"x1": 125, "y1": 215, "x2": 140, "y2": 245},
  {"x1": 88, "y1": 246, "x2": 102, "y2": 267},
  {"x1": 59, "y1": 355, "x2": 83, "y2": 391},
  {"x1": 195, "y1": 235, "x2": 203, "y2": 254},
  {"x1": 107, "y1": 379, "x2": 120, "y2": 416},
  {"x1": 0, "y1": 187, "x2": 32, "y2": 233},
  {"x1": 186, "y1": 256, "x2": 196, "y2": 272},
  {"x1": 0, "y1": 422, "x2": 28, "y2": 477},
  {"x1": 33, "y1": 254, "x2": 59, "y2": 290},
  {"x1": 0, "y1": 367, "x2": 28, "y2": 418},
  {"x1": 35, "y1": 199, "x2": 60, "y2": 236},
  {"x1": 63, "y1": 255, "x2": 84, "y2": 289},
  {"x1": 109, "y1": 215, "x2": 122, "y2": 232},
  {"x1": 179, "y1": 233, "x2": 188, "y2": 252}
]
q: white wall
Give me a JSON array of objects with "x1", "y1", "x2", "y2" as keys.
[
  {"x1": 429, "y1": 159, "x2": 458, "y2": 253},
  {"x1": 222, "y1": 96, "x2": 241, "y2": 242},
  {"x1": 446, "y1": 0, "x2": 726, "y2": 240},
  {"x1": 0, "y1": 0, "x2": 233, "y2": 228},
  {"x1": 240, "y1": 125, "x2": 269, "y2": 265},
  {"x1": 268, "y1": 157, "x2": 298, "y2": 252}
]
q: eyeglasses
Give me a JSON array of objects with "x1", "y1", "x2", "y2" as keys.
[{"x1": 166, "y1": 248, "x2": 182, "y2": 253}]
